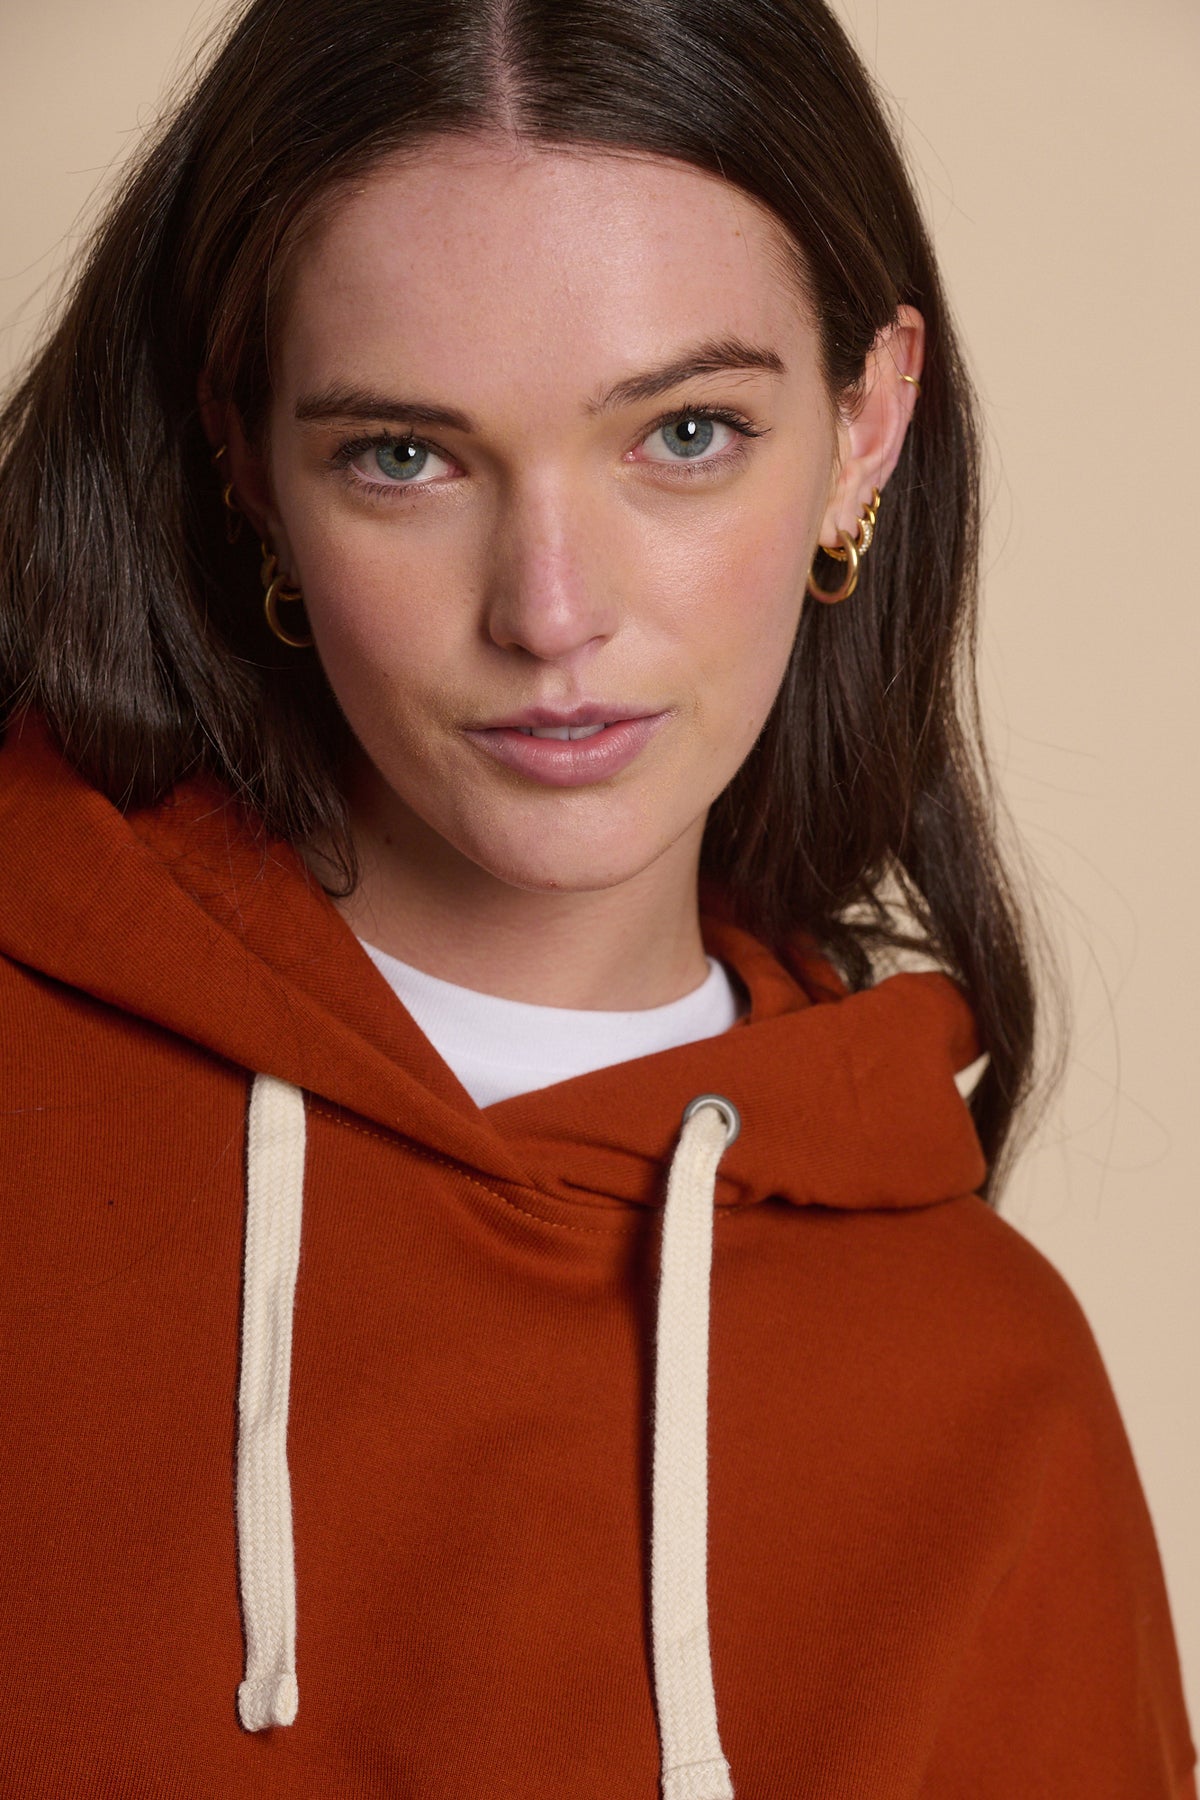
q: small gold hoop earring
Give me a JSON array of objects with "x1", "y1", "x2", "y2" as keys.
[
  {"x1": 807, "y1": 529, "x2": 861, "y2": 603},
  {"x1": 212, "y1": 443, "x2": 244, "y2": 543},
  {"x1": 260, "y1": 541, "x2": 314, "y2": 648},
  {"x1": 825, "y1": 486, "x2": 881, "y2": 560},
  {"x1": 900, "y1": 373, "x2": 922, "y2": 397},
  {"x1": 806, "y1": 486, "x2": 881, "y2": 603}
]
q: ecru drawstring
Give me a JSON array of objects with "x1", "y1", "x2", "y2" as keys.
[
  {"x1": 237, "y1": 1073, "x2": 306, "y2": 1730},
  {"x1": 652, "y1": 1095, "x2": 740, "y2": 1800},
  {"x1": 234, "y1": 1074, "x2": 739, "y2": 1796}
]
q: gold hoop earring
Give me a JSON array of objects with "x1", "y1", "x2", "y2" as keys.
[
  {"x1": 806, "y1": 487, "x2": 881, "y2": 604},
  {"x1": 212, "y1": 443, "x2": 243, "y2": 544},
  {"x1": 900, "y1": 373, "x2": 922, "y2": 397},
  {"x1": 260, "y1": 541, "x2": 314, "y2": 648},
  {"x1": 806, "y1": 530, "x2": 860, "y2": 603}
]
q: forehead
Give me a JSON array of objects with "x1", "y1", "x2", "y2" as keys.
[{"x1": 276, "y1": 137, "x2": 815, "y2": 403}]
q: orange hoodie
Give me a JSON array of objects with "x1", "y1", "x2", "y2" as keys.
[{"x1": 0, "y1": 711, "x2": 1194, "y2": 1799}]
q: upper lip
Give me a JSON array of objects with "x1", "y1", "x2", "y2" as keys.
[{"x1": 473, "y1": 704, "x2": 660, "y2": 729}]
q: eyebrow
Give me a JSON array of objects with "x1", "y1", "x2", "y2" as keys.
[{"x1": 293, "y1": 336, "x2": 786, "y2": 431}]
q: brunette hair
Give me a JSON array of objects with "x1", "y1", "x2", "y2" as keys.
[{"x1": 0, "y1": 0, "x2": 1062, "y2": 1197}]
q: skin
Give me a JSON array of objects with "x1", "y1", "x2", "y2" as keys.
[{"x1": 218, "y1": 135, "x2": 922, "y2": 1009}]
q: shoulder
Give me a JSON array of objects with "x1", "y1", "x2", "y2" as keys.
[
  {"x1": 915, "y1": 1192, "x2": 1103, "y2": 1359},
  {"x1": 796, "y1": 1188, "x2": 1104, "y2": 1362},
  {"x1": 910, "y1": 1193, "x2": 1126, "y2": 1427},
  {"x1": 903, "y1": 1201, "x2": 1196, "y2": 1791},
  {"x1": 781, "y1": 1191, "x2": 1132, "y2": 1465},
  {"x1": 866, "y1": 1194, "x2": 1173, "y2": 1582}
]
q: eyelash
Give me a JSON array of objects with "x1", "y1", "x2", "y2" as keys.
[{"x1": 327, "y1": 404, "x2": 767, "y2": 501}]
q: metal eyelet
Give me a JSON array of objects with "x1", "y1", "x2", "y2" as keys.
[{"x1": 681, "y1": 1094, "x2": 741, "y2": 1145}]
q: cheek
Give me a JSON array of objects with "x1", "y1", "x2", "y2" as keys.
[
  {"x1": 281, "y1": 507, "x2": 476, "y2": 716},
  {"x1": 683, "y1": 507, "x2": 812, "y2": 735}
]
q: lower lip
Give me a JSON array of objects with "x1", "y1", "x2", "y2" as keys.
[{"x1": 461, "y1": 715, "x2": 668, "y2": 787}]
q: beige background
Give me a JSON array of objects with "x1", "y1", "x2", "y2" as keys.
[{"x1": 2, "y1": 0, "x2": 1196, "y2": 1731}]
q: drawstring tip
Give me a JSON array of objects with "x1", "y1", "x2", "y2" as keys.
[
  {"x1": 237, "y1": 1670, "x2": 298, "y2": 1731},
  {"x1": 662, "y1": 1754, "x2": 735, "y2": 1799}
]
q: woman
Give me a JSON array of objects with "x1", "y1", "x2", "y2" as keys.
[{"x1": 0, "y1": 0, "x2": 1193, "y2": 1794}]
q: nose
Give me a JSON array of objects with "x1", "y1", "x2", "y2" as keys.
[{"x1": 482, "y1": 476, "x2": 619, "y2": 665}]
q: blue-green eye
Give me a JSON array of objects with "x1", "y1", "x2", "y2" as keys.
[
  {"x1": 372, "y1": 440, "x2": 429, "y2": 481},
  {"x1": 640, "y1": 408, "x2": 762, "y2": 470},
  {"x1": 657, "y1": 415, "x2": 718, "y2": 460},
  {"x1": 333, "y1": 432, "x2": 451, "y2": 491}
]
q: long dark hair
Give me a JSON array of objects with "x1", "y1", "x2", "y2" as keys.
[{"x1": 0, "y1": 0, "x2": 1063, "y2": 1198}]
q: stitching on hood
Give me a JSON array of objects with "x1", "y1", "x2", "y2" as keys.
[{"x1": 309, "y1": 1100, "x2": 635, "y2": 1237}]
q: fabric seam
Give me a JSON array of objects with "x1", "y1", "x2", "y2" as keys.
[{"x1": 308, "y1": 1100, "x2": 754, "y2": 1236}]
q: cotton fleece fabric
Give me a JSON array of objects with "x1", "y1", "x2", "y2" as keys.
[{"x1": 0, "y1": 711, "x2": 1194, "y2": 1800}]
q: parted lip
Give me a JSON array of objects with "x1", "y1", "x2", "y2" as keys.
[{"x1": 471, "y1": 704, "x2": 661, "y2": 730}]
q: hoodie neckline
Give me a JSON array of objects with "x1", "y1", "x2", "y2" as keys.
[
  {"x1": 0, "y1": 711, "x2": 987, "y2": 1217},
  {"x1": 488, "y1": 926, "x2": 985, "y2": 1213}
]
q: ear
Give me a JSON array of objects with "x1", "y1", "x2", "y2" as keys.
[
  {"x1": 817, "y1": 303, "x2": 925, "y2": 550},
  {"x1": 194, "y1": 370, "x2": 288, "y2": 562}
]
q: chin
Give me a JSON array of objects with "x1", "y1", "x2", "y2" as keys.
[{"x1": 459, "y1": 824, "x2": 665, "y2": 897}]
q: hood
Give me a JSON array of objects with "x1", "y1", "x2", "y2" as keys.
[
  {"x1": 0, "y1": 712, "x2": 987, "y2": 1214},
  {"x1": 0, "y1": 712, "x2": 989, "y2": 1799}
]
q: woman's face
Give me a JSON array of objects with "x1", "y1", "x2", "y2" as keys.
[{"x1": 246, "y1": 138, "x2": 882, "y2": 898}]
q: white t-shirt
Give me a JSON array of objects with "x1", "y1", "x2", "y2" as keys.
[{"x1": 359, "y1": 940, "x2": 744, "y2": 1108}]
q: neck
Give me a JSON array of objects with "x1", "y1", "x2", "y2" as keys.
[{"x1": 321, "y1": 788, "x2": 710, "y2": 1013}]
